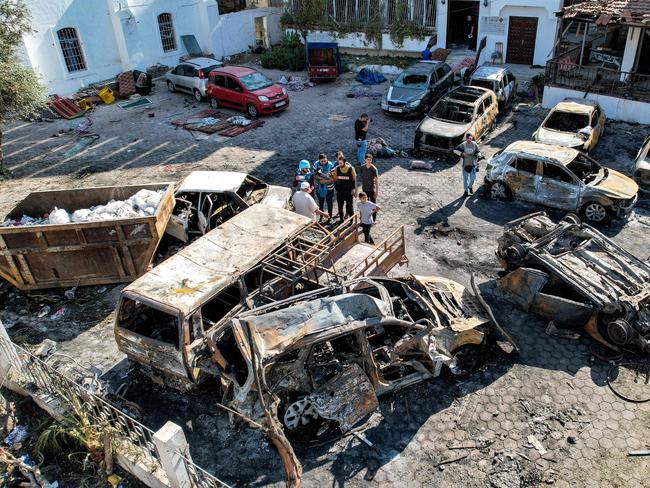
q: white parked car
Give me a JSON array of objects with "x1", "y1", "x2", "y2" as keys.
[{"x1": 165, "y1": 57, "x2": 223, "y2": 102}]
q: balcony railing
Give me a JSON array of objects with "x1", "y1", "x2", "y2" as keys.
[{"x1": 545, "y1": 60, "x2": 650, "y2": 103}]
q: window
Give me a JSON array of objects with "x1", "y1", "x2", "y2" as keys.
[
  {"x1": 157, "y1": 13, "x2": 177, "y2": 52},
  {"x1": 435, "y1": 67, "x2": 446, "y2": 80},
  {"x1": 211, "y1": 74, "x2": 227, "y2": 87},
  {"x1": 226, "y1": 77, "x2": 242, "y2": 92},
  {"x1": 515, "y1": 158, "x2": 538, "y2": 174},
  {"x1": 183, "y1": 65, "x2": 197, "y2": 77},
  {"x1": 118, "y1": 299, "x2": 180, "y2": 348},
  {"x1": 476, "y1": 100, "x2": 486, "y2": 116},
  {"x1": 542, "y1": 162, "x2": 575, "y2": 183},
  {"x1": 57, "y1": 28, "x2": 87, "y2": 73}
]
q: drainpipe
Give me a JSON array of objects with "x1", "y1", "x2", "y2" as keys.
[{"x1": 107, "y1": 0, "x2": 132, "y2": 70}]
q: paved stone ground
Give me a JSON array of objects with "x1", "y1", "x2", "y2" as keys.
[{"x1": 2, "y1": 65, "x2": 650, "y2": 487}]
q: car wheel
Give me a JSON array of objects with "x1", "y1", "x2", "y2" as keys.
[
  {"x1": 167, "y1": 81, "x2": 176, "y2": 93},
  {"x1": 489, "y1": 181, "x2": 512, "y2": 200},
  {"x1": 450, "y1": 344, "x2": 483, "y2": 376},
  {"x1": 193, "y1": 89, "x2": 203, "y2": 102},
  {"x1": 209, "y1": 96, "x2": 219, "y2": 109},
  {"x1": 247, "y1": 104, "x2": 259, "y2": 118},
  {"x1": 581, "y1": 202, "x2": 609, "y2": 224},
  {"x1": 562, "y1": 213, "x2": 582, "y2": 225}
]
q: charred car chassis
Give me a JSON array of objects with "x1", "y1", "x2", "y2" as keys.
[
  {"x1": 497, "y1": 212, "x2": 650, "y2": 355},
  {"x1": 208, "y1": 276, "x2": 516, "y2": 485}
]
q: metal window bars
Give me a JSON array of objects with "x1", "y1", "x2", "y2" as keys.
[
  {"x1": 57, "y1": 28, "x2": 87, "y2": 73},
  {"x1": 158, "y1": 13, "x2": 177, "y2": 52}
]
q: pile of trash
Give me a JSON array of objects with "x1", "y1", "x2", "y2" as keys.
[
  {"x1": 1, "y1": 189, "x2": 164, "y2": 227},
  {"x1": 227, "y1": 116, "x2": 252, "y2": 127},
  {"x1": 278, "y1": 76, "x2": 314, "y2": 91}
]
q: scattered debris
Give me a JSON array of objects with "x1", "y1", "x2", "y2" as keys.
[
  {"x1": 410, "y1": 160, "x2": 433, "y2": 170},
  {"x1": 527, "y1": 434, "x2": 547, "y2": 455},
  {"x1": 435, "y1": 453, "x2": 468, "y2": 468},
  {"x1": 62, "y1": 134, "x2": 100, "y2": 157},
  {"x1": 64, "y1": 287, "x2": 77, "y2": 300},
  {"x1": 545, "y1": 321, "x2": 581, "y2": 340},
  {"x1": 118, "y1": 97, "x2": 153, "y2": 110},
  {"x1": 33, "y1": 339, "x2": 57, "y2": 357},
  {"x1": 4, "y1": 425, "x2": 28, "y2": 445},
  {"x1": 50, "y1": 307, "x2": 66, "y2": 320},
  {"x1": 37, "y1": 306, "x2": 51, "y2": 318},
  {"x1": 628, "y1": 449, "x2": 650, "y2": 456},
  {"x1": 48, "y1": 95, "x2": 86, "y2": 119}
]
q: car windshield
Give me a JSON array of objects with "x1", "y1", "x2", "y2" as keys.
[
  {"x1": 239, "y1": 72, "x2": 273, "y2": 91},
  {"x1": 566, "y1": 154, "x2": 604, "y2": 184},
  {"x1": 430, "y1": 101, "x2": 473, "y2": 123},
  {"x1": 471, "y1": 79, "x2": 497, "y2": 92},
  {"x1": 394, "y1": 73, "x2": 429, "y2": 90},
  {"x1": 544, "y1": 111, "x2": 590, "y2": 132}
]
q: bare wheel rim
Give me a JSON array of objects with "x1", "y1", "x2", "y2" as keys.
[
  {"x1": 585, "y1": 203, "x2": 607, "y2": 222},
  {"x1": 490, "y1": 182, "x2": 507, "y2": 199},
  {"x1": 283, "y1": 398, "x2": 319, "y2": 430}
]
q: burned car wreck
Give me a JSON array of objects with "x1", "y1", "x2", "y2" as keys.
[
  {"x1": 208, "y1": 276, "x2": 516, "y2": 481},
  {"x1": 497, "y1": 212, "x2": 650, "y2": 355}
]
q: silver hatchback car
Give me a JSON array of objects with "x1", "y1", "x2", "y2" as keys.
[
  {"x1": 484, "y1": 141, "x2": 638, "y2": 224},
  {"x1": 165, "y1": 57, "x2": 223, "y2": 102}
]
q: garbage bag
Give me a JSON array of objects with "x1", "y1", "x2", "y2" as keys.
[
  {"x1": 49, "y1": 207, "x2": 71, "y2": 224},
  {"x1": 355, "y1": 68, "x2": 386, "y2": 85}
]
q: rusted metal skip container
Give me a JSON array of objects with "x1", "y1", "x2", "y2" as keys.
[{"x1": 0, "y1": 183, "x2": 175, "y2": 290}]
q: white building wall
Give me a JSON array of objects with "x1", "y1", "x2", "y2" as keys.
[
  {"x1": 22, "y1": 0, "x2": 124, "y2": 95},
  {"x1": 21, "y1": 0, "x2": 283, "y2": 96},
  {"x1": 543, "y1": 85, "x2": 650, "y2": 125},
  {"x1": 475, "y1": 0, "x2": 562, "y2": 66}
]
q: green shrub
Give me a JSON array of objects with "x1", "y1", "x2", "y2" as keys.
[{"x1": 260, "y1": 34, "x2": 306, "y2": 71}]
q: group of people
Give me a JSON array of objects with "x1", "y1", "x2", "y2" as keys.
[{"x1": 292, "y1": 115, "x2": 381, "y2": 243}]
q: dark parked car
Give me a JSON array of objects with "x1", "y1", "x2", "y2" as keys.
[{"x1": 381, "y1": 61, "x2": 453, "y2": 116}]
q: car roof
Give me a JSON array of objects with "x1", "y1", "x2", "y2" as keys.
[
  {"x1": 471, "y1": 66, "x2": 507, "y2": 80},
  {"x1": 211, "y1": 65, "x2": 257, "y2": 77},
  {"x1": 237, "y1": 292, "x2": 391, "y2": 359},
  {"x1": 553, "y1": 98, "x2": 598, "y2": 114},
  {"x1": 445, "y1": 85, "x2": 492, "y2": 105},
  {"x1": 182, "y1": 57, "x2": 223, "y2": 68},
  {"x1": 505, "y1": 141, "x2": 579, "y2": 165},
  {"x1": 177, "y1": 171, "x2": 248, "y2": 193},
  {"x1": 122, "y1": 205, "x2": 311, "y2": 316}
]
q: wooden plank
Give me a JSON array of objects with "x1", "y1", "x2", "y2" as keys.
[{"x1": 0, "y1": 237, "x2": 153, "y2": 254}]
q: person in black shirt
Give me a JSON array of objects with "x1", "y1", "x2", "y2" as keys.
[{"x1": 354, "y1": 114, "x2": 370, "y2": 165}]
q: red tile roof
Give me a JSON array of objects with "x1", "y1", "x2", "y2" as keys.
[{"x1": 561, "y1": 0, "x2": 650, "y2": 25}]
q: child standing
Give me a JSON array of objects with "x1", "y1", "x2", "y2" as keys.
[{"x1": 357, "y1": 192, "x2": 380, "y2": 244}]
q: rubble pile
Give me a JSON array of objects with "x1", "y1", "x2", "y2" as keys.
[{"x1": 1, "y1": 189, "x2": 164, "y2": 227}]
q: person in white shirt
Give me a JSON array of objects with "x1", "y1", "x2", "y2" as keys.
[{"x1": 293, "y1": 182, "x2": 329, "y2": 221}]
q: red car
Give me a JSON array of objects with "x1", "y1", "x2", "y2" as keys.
[{"x1": 206, "y1": 66, "x2": 289, "y2": 118}]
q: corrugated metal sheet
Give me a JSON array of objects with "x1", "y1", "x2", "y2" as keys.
[{"x1": 561, "y1": 0, "x2": 650, "y2": 25}]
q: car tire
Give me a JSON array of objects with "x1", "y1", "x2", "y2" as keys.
[
  {"x1": 562, "y1": 213, "x2": 582, "y2": 225},
  {"x1": 247, "y1": 104, "x2": 259, "y2": 118},
  {"x1": 193, "y1": 89, "x2": 203, "y2": 102},
  {"x1": 167, "y1": 81, "x2": 176, "y2": 93},
  {"x1": 581, "y1": 202, "x2": 609, "y2": 224},
  {"x1": 209, "y1": 96, "x2": 219, "y2": 109},
  {"x1": 488, "y1": 181, "x2": 512, "y2": 200}
]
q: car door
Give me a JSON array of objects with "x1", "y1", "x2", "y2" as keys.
[
  {"x1": 505, "y1": 157, "x2": 541, "y2": 202},
  {"x1": 210, "y1": 74, "x2": 228, "y2": 103},
  {"x1": 424, "y1": 70, "x2": 438, "y2": 106},
  {"x1": 588, "y1": 106, "x2": 604, "y2": 150},
  {"x1": 225, "y1": 76, "x2": 246, "y2": 109},
  {"x1": 473, "y1": 99, "x2": 487, "y2": 138},
  {"x1": 503, "y1": 71, "x2": 515, "y2": 104},
  {"x1": 538, "y1": 161, "x2": 581, "y2": 211},
  {"x1": 169, "y1": 64, "x2": 183, "y2": 87},
  {"x1": 197, "y1": 194, "x2": 213, "y2": 235}
]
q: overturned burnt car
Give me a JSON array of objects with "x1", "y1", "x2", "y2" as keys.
[
  {"x1": 210, "y1": 276, "x2": 515, "y2": 446},
  {"x1": 497, "y1": 212, "x2": 650, "y2": 355}
]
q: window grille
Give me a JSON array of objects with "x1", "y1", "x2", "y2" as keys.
[
  {"x1": 158, "y1": 13, "x2": 177, "y2": 52},
  {"x1": 56, "y1": 28, "x2": 87, "y2": 73}
]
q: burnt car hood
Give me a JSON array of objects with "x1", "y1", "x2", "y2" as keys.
[
  {"x1": 418, "y1": 117, "x2": 471, "y2": 137},
  {"x1": 387, "y1": 86, "x2": 424, "y2": 103},
  {"x1": 590, "y1": 169, "x2": 638, "y2": 199},
  {"x1": 536, "y1": 127, "x2": 585, "y2": 148},
  {"x1": 262, "y1": 185, "x2": 292, "y2": 208}
]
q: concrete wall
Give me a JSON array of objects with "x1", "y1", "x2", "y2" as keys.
[
  {"x1": 21, "y1": 0, "x2": 283, "y2": 95},
  {"x1": 22, "y1": 0, "x2": 124, "y2": 95},
  {"x1": 543, "y1": 85, "x2": 650, "y2": 125},
  {"x1": 475, "y1": 0, "x2": 562, "y2": 66}
]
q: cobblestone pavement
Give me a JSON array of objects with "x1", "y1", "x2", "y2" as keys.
[{"x1": 2, "y1": 67, "x2": 650, "y2": 487}]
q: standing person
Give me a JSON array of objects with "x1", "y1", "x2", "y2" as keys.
[
  {"x1": 293, "y1": 182, "x2": 329, "y2": 221},
  {"x1": 331, "y1": 153, "x2": 357, "y2": 222},
  {"x1": 312, "y1": 153, "x2": 335, "y2": 223},
  {"x1": 354, "y1": 114, "x2": 370, "y2": 165},
  {"x1": 293, "y1": 160, "x2": 313, "y2": 190},
  {"x1": 454, "y1": 133, "x2": 482, "y2": 196},
  {"x1": 357, "y1": 192, "x2": 380, "y2": 244},
  {"x1": 466, "y1": 15, "x2": 477, "y2": 51},
  {"x1": 360, "y1": 154, "x2": 379, "y2": 203}
]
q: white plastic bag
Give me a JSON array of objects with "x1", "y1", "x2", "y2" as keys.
[{"x1": 49, "y1": 207, "x2": 71, "y2": 224}]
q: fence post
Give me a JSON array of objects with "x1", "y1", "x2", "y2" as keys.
[
  {"x1": 153, "y1": 421, "x2": 192, "y2": 488},
  {"x1": 0, "y1": 320, "x2": 18, "y2": 382}
]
